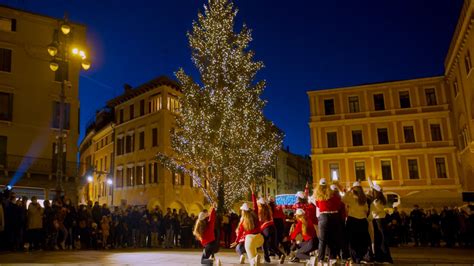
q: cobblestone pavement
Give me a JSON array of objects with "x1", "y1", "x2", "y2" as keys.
[{"x1": 0, "y1": 247, "x2": 473, "y2": 265}]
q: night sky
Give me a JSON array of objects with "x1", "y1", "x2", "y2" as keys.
[{"x1": 1, "y1": 0, "x2": 464, "y2": 155}]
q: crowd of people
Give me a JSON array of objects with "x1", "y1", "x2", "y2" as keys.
[{"x1": 0, "y1": 182, "x2": 473, "y2": 265}]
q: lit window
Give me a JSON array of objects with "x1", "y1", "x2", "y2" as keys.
[
  {"x1": 149, "y1": 94, "x2": 162, "y2": 113},
  {"x1": 329, "y1": 163, "x2": 339, "y2": 181},
  {"x1": 167, "y1": 94, "x2": 180, "y2": 113}
]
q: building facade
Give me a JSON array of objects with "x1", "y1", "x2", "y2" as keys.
[
  {"x1": 274, "y1": 148, "x2": 312, "y2": 195},
  {"x1": 445, "y1": 0, "x2": 474, "y2": 193},
  {"x1": 308, "y1": 76, "x2": 462, "y2": 207},
  {"x1": 308, "y1": 1, "x2": 474, "y2": 208},
  {"x1": 79, "y1": 76, "x2": 207, "y2": 215},
  {"x1": 0, "y1": 6, "x2": 86, "y2": 201}
]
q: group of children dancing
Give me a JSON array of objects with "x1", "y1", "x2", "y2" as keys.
[{"x1": 193, "y1": 177, "x2": 393, "y2": 265}]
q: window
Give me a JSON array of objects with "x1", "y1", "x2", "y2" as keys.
[
  {"x1": 140, "y1": 99, "x2": 145, "y2": 116},
  {"x1": 52, "y1": 101, "x2": 71, "y2": 129},
  {"x1": 407, "y1": 159, "x2": 419, "y2": 179},
  {"x1": 149, "y1": 94, "x2": 162, "y2": 113},
  {"x1": 149, "y1": 162, "x2": 158, "y2": 184},
  {"x1": 348, "y1": 96, "x2": 360, "y2": 113},
  {"x1": 136, "y1": 166, "x2": 145, "y2": 185},
  {"x1": 129, "y1": 104, "x2": 134, "y2": 120},
  {"x1": 425, "y1": 88, "x2": 437, "y2": 106},
  {"x1": 373, "y1": 93, "x2": 385, "y2": 111},
  {"x1": 465, "y1": 50, "x2": 472, "y2": 74},
  {"x1": 352, "y1": 130, "x2": 363, "y2": 146},
  {"x1": 435, "y1": 158, "x2": 447, "y2": 178},
  {"x1": 167, "y1": 94, "x2": 180, "y2": 113},
  {"x1": 54, "y1": 62, "x2": 68, "y2": 82},
  {"x1": 152, "y1": 128, "x2": 158, "y2": 147},
  {"x1": 119, "y1": 109, "x2": 124, "y2": 124},
  {"x1": 329, "y1": 163, "x2": 339, "y2": 181},
  {"x1": 117, "y1": 137, "x2": 123, "y2": 155},
  {"x1": 139, "y1": 131, "x2": 145, "y2": 150},
  {"x1": 403, "y1": 126, "x2": 415, "y2": 143},
  {"x1": 324, "y1": 99, "x2": 335, "y2": 115},
  {"x1": 125, "y1": 134, "x2": 134, "y2": 153},
  {"x1": 0, "y1": 92, "x2": 13, "y2": 121},
  {"x1": 355, "y1": 162, "x2": 366, "y2": 181},
  {"x1": 172, "y1": 170, "x2": 184, "y2": 185},
  {"x1": 116, "y1": 169, "x2": 123, "y2": 188},
  {"x1": 381, "y1": 160, "x2": 392, "y2": 180},
  {"x1": 0, "y1": 17, "x2": 16, "y2": 32},
  {"x1": 399, "y1": 91, "x2": 411, "y2": 108},
  {"x1": 0, "y1": 135, "x2": 6, "y2": 166},
  {"x1": 453, "y1": 80, "x2": 459, "y2": 97},
  {"x1": 377, "y1": 128, "x2": 389, "y2": 144},
  {"x1": 126, "y1": 167, "x2": 134, "y2": 187},
  {"x1": 99, "y1": 159, "x2": 103, "y2": 171},
  {"x1": 327, "y1": 132, "x2": 338, "y2": 148},
  {"x1": 0, "y1": 48, "x2": 12, "y2": 72},
  {"x1": 104, "y1": 156, "x2": 108, "y2": 171},
  {"x1": 430, "y1": 124, "x2": 442, "y2": 141}
]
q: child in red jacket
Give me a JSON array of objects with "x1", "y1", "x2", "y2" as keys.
[{"x1": 193, "y1": 204, "x2": 221, "y2": 266}]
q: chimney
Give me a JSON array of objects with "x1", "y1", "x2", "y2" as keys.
[{"x1": 124, "y1": 83, "x2": 133, "y2": 93}]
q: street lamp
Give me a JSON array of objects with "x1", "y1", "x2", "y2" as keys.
[
  {"x1": 47, "y1": 15, "x2": 91, "y2": 199},
  {"x1": 106, "y1": 177, "x2": 114, "y2": 206}
]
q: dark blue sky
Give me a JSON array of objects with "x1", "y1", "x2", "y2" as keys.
[{"x1": 2, "y1": 0, "x2": 464, "y2": 155}]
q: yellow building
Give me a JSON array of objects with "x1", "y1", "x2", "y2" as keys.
[
  {"x1": 78, "y1": 109, "x2": 114, "y2": 205},
  {"x1": 274, "y1": 148, "x2": 312, "y2": 195},
  {"x1": 79, "y1": 76, "x2": 206, "y2": 215},
  {"x1": 0, "y1": 5, "x2": 86, "y2": 201},
  {"x1": 308, "y1": 76, "x2": 463, "y2": 207},
  {"x1": 445, "y1": 0, "x2": 474, "y2": 193}
]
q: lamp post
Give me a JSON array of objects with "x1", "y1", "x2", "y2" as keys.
[
  {"x1": 107, "y1": 177, "x2": 113, "y2": 206},
  {"x1": 87, "y1": 175, "x2": 93, "y2": 202},
  {"x1": 47, "y1": 15, "x2": 91, "y2": 199}
]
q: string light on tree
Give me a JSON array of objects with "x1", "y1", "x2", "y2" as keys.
[{"x1": 156, "y1": 0, "x2": 282, "y2": 209}]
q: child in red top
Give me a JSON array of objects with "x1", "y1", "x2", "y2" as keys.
[
  {"x1": 193, "y1": 205, "x2": 220, "y2": 266},
  {"x1": 289, "y1": 208, "x2": 318, "y2": 263}
]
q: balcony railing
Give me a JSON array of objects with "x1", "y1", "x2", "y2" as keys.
[{"x1": 0, "y1": 154, "x2": 80, "y2": 178}]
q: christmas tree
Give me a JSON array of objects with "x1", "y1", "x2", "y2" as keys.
[{"x1": 157, "y1": 0, "x2": 282, "y2": 209}]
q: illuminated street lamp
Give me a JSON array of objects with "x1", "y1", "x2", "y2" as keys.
[
  {"x1": 87, "y1": 175, "x2": 93, "y2": 183},
  {"x1": 47, "y1": 15, "x2": 91, "y2": 199}
]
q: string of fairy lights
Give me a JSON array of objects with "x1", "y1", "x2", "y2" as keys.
[{"x1": 156, "y1": 0, "x2": 283, "y2": 209}]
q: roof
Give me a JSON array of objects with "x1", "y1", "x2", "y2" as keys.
[
  {"x1": 0, "y1": 4, "x2": 86, "y2": 27},
  {"x1": 307, "y1": 75, "x2": 444, "y2": 95},
  {"x1": 107, "y1": 75, "x2": 181, "y2": 107}
]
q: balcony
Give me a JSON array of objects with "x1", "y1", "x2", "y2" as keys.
[{"x1": 0, "y1": 154, "x2": 79, "y2": 178}]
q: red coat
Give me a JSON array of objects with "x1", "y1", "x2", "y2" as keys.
[
  {"x1": 200, "y1": 208, "x2": 216, "y2": 246},
  {"x1": 290, "y1": 219, "x2": 316, "y2": 241}
]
